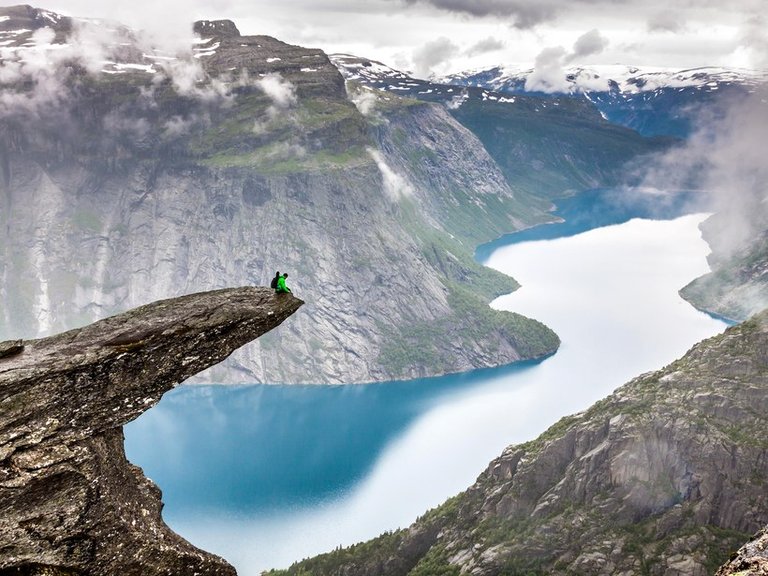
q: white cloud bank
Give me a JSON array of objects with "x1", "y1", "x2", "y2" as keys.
[{"x1": 525, "y1": 29, "x2": 610, "y2": 92}]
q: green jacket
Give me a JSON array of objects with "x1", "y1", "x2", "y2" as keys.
[{"x1": 276, "y1": 275, "x2": 291, "y2": 293}]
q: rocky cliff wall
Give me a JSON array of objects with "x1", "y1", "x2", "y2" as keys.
[{"x1": 0, "y1": 9, "x2": 559, "y2": 384}]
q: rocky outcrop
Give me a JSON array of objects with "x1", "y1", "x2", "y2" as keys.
[
  {"x1": 274, "y1": 309, "x2": 768, "y2": 576},
  {"x1": 717, "y1": 527, "x2": 768, "y2": 576},
  {"x1": 0, "y1": 286, "x2": 302, "y2": 575}
]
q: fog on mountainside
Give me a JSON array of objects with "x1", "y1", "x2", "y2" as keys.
[{"x1": 641, "y1": 87, "x2": 768, "y2": 321}]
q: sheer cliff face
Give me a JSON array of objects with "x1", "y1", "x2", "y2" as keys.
[
  {"x1": 0, "y1": 9, "x2": 559, "y2": 384},
  {"x1": 275, "y1": 310, "x2": 768, "y2": 576},
  {"x1": 0, "y1": 287, "x2": 302, "y2": 575}
]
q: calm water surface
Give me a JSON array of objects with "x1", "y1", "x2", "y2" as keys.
[{"x1": 125, "y1": 193, "x2": 726, "y2": 575}]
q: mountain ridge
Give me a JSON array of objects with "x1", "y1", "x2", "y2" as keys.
[{"x1": 0, "y1": 7, "x2": 566, "y2": 383}]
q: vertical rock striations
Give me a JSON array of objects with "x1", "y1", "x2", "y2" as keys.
[{"x1": 0, "y1": 286, "x2": 303, "y2": 575}]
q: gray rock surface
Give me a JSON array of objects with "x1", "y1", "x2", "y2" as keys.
[
  {"x1": 717, "y1": 527, "x2": 768, "y2": 576},
  {"x1": 0, "y1": 286, "x2": 302, "y2": 575}
]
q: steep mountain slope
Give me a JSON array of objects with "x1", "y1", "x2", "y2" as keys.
[
  {"x1": 716, "y1": 526, "x2": 768, "y2": 575},
  {"x1": 443, "y1": 61, "x2": 768, "y2": 323},
  {"x1": 272, "y1": 309, "x2": 768, "y2": 576},
  {"x1": 333, "y1": 55, "x2": 673, "y2": 199},
  {"x1": 442, "y1": 65, "x2": 767, "y2": 137},
  {"x1": 0, "y1": 7, "x2": 559, "y2": 384}
]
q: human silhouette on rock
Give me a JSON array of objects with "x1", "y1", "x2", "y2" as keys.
[{"x1": 275, "y1": 272, "x2": 291, "y2": 294}]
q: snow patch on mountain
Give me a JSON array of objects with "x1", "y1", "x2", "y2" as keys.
[{"x1": 442, "y1": 65, "x2": 768, "y2": 95}]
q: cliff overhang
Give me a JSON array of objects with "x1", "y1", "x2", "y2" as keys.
[{"x1": 0, "y1": 286, "x2": 303, "y2": 575}]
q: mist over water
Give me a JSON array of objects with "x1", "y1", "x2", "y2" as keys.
[{"x1": 125, "y1": 209, "x2": 727, "y2": 575}]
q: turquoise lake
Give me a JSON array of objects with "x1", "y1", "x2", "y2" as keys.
[{"x1": 124, "y1": 190, "x2": 727, "y2": 575}]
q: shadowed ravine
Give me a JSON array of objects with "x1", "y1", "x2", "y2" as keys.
[{"x1": 0, "y1": 287, "x2": 302, "y2": 576}]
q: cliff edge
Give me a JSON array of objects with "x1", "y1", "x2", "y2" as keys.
[{"x1": 0, "y1": 286, "x2": 303, "y2": 575}]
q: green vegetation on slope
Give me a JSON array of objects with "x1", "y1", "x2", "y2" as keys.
[
  {"x1": 376, "y1": 196, "x2": 558, "y2": 379},
  {"x1": 188, "y1": 90, "x2": 372, "y2": 171},
  {"x1": 450, "y1": 97, "x2": 674, "y2": 199}
]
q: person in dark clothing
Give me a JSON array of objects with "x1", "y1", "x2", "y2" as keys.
[
  {"x1": 275, "y1": 272, "x2": 291, "y2": 294},
  {"x1": 270, "y1": 271, "x2": 281, "y2": 290}
]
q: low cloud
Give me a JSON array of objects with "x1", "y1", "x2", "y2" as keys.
[
  {"x1": 445, "y1": 90, "x2": 469, "y2": 110},
  {"x1": 162, "y1": 112, "x2": 210, "y2": 138},
  {"x1": 568, "y1": 29, "x2": 609, "y2": 62},
  {"x1": 412, "y1": 36, "x2": 460, "y2": 78},
  {"x1": 349, "y1": 87, "x2": 379, "y2": 116},
  {"x1": 640, "y1": 88, "x2": 768, "y2": 255},
  {"x1": 0, "y1": 19, "x2": 236, "y2": 117},
  {"x1": 367, "y1": 147, "x2": 414, "y2": 201},
  {"x1": 257, "y1": 73, "x2": 297, "y2": 112},
  {"x1": 252, "y1": 72, "x2": 298, "y2": 133},
  {"x1": 740, "y1": 13, "x2": 768, "y2": 69},
  {"x1": 262, "y1": 141, "x2": 307, "y2": 162},
  {"x1": 525, "y1": 29, "x2": 609, "y2": 93},
  {"x1": 103, "y1": 111, "x2": 151, "y2": 139},
  {"x1": 524, "y1": 46, "x2": 570, "y2": 92}
]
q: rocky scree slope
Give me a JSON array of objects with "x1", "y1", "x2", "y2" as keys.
[
  {"x1": 0, "y1": 7, "x2": 558, "y2": 383},
  {"x1": 716, "y1": 526, "x2": 768, "y2": 576},
  {"x1": 0, "y1": 286, "x2": 302, "y2": 575},
  {"x1": 272, "y1": 309, "x2": 768, "y2": 576}
]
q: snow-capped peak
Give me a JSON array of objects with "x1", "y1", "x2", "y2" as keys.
[{"x1": 441, "y1": 64, "x2": 767, "y2": 95}]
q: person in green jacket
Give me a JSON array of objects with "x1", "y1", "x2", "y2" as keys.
[{"x1": 275, "y1": 272, "x2": 291, "y2": 294}]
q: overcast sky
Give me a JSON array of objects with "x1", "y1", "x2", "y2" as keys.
[{"x1": 4, "y1": 0, "x2": 767, "y2": 77}]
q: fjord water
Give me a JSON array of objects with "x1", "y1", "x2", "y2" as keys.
[{"x1": 125, "y1": 193, "x2": 727, "y2": 575}]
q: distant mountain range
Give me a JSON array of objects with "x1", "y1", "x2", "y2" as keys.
[
  {"x1": 334, "y1": 54, "x2": 766, "y2": 138},
  {"x1": 441, "y1": 64, "x2": 767, "y2": 95}
]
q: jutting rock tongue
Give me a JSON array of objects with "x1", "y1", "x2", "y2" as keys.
[{"x1": 0, "y1": 286, "x2": 303, "y2": 575}]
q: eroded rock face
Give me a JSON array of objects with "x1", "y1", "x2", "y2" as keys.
[
  {"x1": 717, "y1": 527, "x2": 768, "y2": 576},
  {"x1": 0, "y1": 286, "x2": 303, "y2": 575}
]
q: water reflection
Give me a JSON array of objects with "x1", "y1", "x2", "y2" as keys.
[{"x1": 125, "y1": 359, "x2": 541, "y2": 514}]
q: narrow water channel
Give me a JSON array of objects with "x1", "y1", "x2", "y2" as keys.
[{"x1": 125, "y1": 194, "x2": 726, "y2": 575}]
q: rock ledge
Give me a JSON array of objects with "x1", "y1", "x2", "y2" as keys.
[{"x1": 0, "y1": 286, "x2": 302, "y2": 575}]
